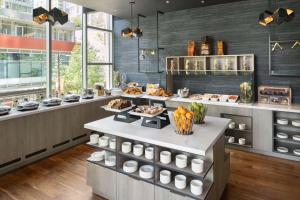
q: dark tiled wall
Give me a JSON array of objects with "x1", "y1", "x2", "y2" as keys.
[{"x1": 114, "y1": 0, "x2": 300, "y2": 103}]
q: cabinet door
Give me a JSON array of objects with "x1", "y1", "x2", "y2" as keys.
[
  {"x1": 155, "y1": 186, "x2": 193, "y2": 200},
  {"x1": 253, "y1": 109, "x2": 273, "y2": 152},
  {"x1": 86, "y1": 162, "x2": 117, "y2": 200},
  {"x1": 117, "y1": 173, "x2": 154, "y2": 200}
]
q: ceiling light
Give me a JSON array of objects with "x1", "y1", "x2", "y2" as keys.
[
  {"x1": 166, "y1": 0, "x2": 170, "y2": 3},
  {"x1": 33, "y1": 7, "x2": 68, "y2": 25},
  {"x1": 121, "y1": 2, "x2": 135, "y2": 38},
  {"x1": 33, "y1": 7, "x2": 49, "y2": 24},
  {"x1": 259, "y1": 10, "x2": 274, "y2": 26},
  {"x1": 49, "y1": 7, "x2": 68, "y2": 25}
]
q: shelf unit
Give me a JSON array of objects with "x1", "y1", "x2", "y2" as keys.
[
  {"x1": 221, "y1": 113, "x2": 253, "y2": 149},
  {"x1": 86, "y1": 133, "x2": 215, "y2": 200},
  {"x1": 165, "y1": 54, "x2": 254, "y2": 76},
  {"x1": 273, "y1": 111, "x2": 300, "y2": 158}
]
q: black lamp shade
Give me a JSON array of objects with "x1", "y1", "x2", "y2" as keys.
[
  {"x1": 121, "y1": 28, "x2": 133, "y2": 38},
  {"x1": 273, "y1": 8, "x2": 288, "y2": 25},
  {"x1": 133, "y1": 27, "x2": 142, "y2": 38},
  {"x1": 49, "y1": 7, "x2": 68, "y2": 25},
  {"x1": 259, "y1": 10, "x2": 273, "y2": 26},
  {"x1": 33, "y1": 7, "x2": 49, "y2": 24},
  {"x1": 285, "y1": 8, "x2": 295, "y2": 22}
]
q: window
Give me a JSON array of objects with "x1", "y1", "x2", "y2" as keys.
[{"x1": 87, "y1": 11, "x2": 113, "y2": 89}]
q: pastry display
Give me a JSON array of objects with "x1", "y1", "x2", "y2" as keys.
[
  {"x1": 127, "y1": 82, "x2": 139, "y2": 87},
  {"x1": 219, "y1": 95, "x2": 229, "y2": 102},
  {"x1": 123, "y1": 87, "x2": 143, "y2": 95},
  {"x1": 202, "y1": 93, "x2": 213, "y2": 101},
  {"x1": 133, "y1": 105, "x2": 164, "y2": 115},
  {"x1": 147, "y1": 88, "x2": 173, "y2": 97},
  {"x1": 107, "y1": 99, "x2": 132, "y2": 110},
  {"x1": 188, "y1": 102, "x2": 207, "y2": 124},
  {"x1": 189, "y1": 94, "x2": 203, "y2": 100},
  {"x1": 228, "y1": 95, "x2": 239, "y2": 103},
  {"x1": 210, "y1": 94, "x2": 220, "y2": 102},
  {"x1": 173, "y1": 106, "x2": 194, "y2": 135}
]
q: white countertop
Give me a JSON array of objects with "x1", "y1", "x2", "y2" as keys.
[
  {"x1": 84, "y1": 116, "x2": 231, "y2": 156},
  {"x1": 168, "y1": 97, "x2": 300, "y2": 113},
  {"x1": 0, "y1": 96, "x2": 116, "y2": 122}
]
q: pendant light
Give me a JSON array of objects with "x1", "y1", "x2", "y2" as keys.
[
  {"x1": 33, "y1": 7, "x2": 68, "y2": 25},
  {"x1": 258, "y1": 0, "x2": 295, "y2": 26},
  {"x1": 121, "y1": 2, "x2": 135, "y2": 38}
]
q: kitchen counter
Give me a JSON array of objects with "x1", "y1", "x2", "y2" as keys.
[
  {"x1": 0, "y1": 96, "x2": 116, "y2": 122},
  {"x1": 84, "y1": 115, "x2": 231, "y2": 156}
]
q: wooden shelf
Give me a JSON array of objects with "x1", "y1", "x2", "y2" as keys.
[
  {"x1": 155, "y1": 180, "x2": 213, "y2": 200},
  {"x1": 86, "y1": 142, "x2": 116, "y2": 153},
  {"x1": 156, "y1": 160, "x2": 212, "y2": 179}
]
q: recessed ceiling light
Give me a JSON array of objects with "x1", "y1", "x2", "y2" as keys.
[
  {"x1": 166, "y1": 0, "x2": 170, "y2": 4},
  {"x1": 201, "y1": 0, "x2": 205, "y2": 3}
]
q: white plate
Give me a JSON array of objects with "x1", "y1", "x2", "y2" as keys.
[
  {"x1": 293, "y1": 149, "x2": 300, "y2": 156},
  {"x1": 292, "y1": 120, "x2": 300, "y2": 127},
  {"x1": 141, "y1": 94, "x2": 172, "y2": 101},
  {"x1": 129, "y1": 108, "x2": 167, "y2": 118},
  {"x1": 101, "y1": 105, "x2": 135, "y2": 113},
  {"x1": 139, "y1": 165, "x2": 154, "y2": 179},
  {"x1": 122, "y1": 93, "x2": 144, "y2": 98},
  {"x1": 123, "y1": 160, "x2": 138, "y2": 173},
  {"x1": 277, "y1": 146, "x2": 288, "y2": 153},
  {"x1": 276, "y1": 132, "x2": 288, "y2": 139},
  {"x1": 87, "y1": 156, "x2": 103, "y2": 162},
  {"x1": 277, "y1": 119, "x2": 289, "y2": 125},
  {"x1": 292, "y1": 135, "x2": 300, "y2": 141}
]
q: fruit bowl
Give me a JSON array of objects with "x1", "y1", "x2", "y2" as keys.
[{"x1": 173, "y1": 106, "x2": 194, "y2": 135}]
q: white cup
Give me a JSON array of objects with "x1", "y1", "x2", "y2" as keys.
[
  {"x1": 160, "y1": 170, "x2": 171, "y2": 184},
  {"x1": 175, "y1": 174, "x2": 187, "y2": 189},
  {"x1": 109, "y1": 138, "x2": 116, "y2": 149},
  {"x1": 122, "y1": 142, "x2": 132, "y2": 153},
  {"x1": 99, "y1": 136, "x2": 109, "y2": 147},
  {"x1": 239, "y1": 138, "x2": 246, "y2": 145},
  {"x1": 228, "y1": 122, "x2": 236, "y2": 129},
  {"x1": 90, "y1": 134, "x2": 99, "y2": 144},
  {"x1": 239, "y1": 123, "x2": 246, "y2": 130},
  {"x1": 145, "y1": 147, "x2": 154, "y2": 160},
  {"x1": 133, "y1": 144, "x2": 144, "y2": 156},
  {"x1": 190, "y1": 180, "x2": 203, "y2": 195},
  {"x1": 228, "y1": 136, "x2": 235, "y2": 143},
  {"x1": 160, "y1": 151, "x2": 171, "y2": 164},
  {"x1": 176, "y1": 154, "x2": 188, "y2": 169},
  {"x1": 191, "y1": 159, "x2": 204, "y2": 173}
]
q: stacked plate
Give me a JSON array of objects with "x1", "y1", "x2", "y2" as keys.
[
  {"x1": 277, "y1": 132, "x2": 288, "y2": 139},
  {"x1": 293, "y1": 149, "x2": 300, "y2": 156},
  {"x1": 292, "y1": 135, "x2": 300, "y2": 141},
  {"x1": 123, "y1": 160, "x2": 138, "y2": 173},
  {"x1": 139, "y1": 165, "x2": 154, "y2": 179},
  {"x1": 292, "y1": 120, "x2": 300, "y2": 127},
  {"x1": 277, "y1": 119, "x2": 289, "y2": 125},
  {"x1": 277, "y1": 146, "x2": 289, "y2": 153},
  {"x1": 87, "y1": 151, "x2": 105, "y2": 162}
]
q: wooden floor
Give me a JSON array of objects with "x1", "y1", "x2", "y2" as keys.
[{"x1": 0, "y1": 145, "x2": 300, "y2": 200}]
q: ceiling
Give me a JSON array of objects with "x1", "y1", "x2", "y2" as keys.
[{"x1": 67, "y1": 0, "x2": 245, "y2": 19}]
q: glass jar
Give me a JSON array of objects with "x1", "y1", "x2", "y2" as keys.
[{"x1": 240, "y1": 82, "x2": 253, "y2": 103}]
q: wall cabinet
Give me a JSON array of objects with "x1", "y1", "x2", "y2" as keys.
[
  {"x1": 117, "y1": 173, "x2": 155, "y2": 200},
  {"x1": 86, "y1": 162, "x2": 117, "y2": 200},
  {"x1": 155, "y1": 186, "x2": 194, "y2": 200}
]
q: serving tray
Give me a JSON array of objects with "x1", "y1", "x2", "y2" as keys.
[
  {"x1": 128, "y1": 108, "x2": 167, "y2": 118},
  {"x1": 101, "y1": 105, "x2": 135, "y2": 113}
]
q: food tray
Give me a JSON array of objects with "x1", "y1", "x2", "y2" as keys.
[
  {"x1": 128, "y1": 108, "x2": 167, "y2": 118},
  {"x1": 121, "y1": 93, "x2": 144, "y2": 98},
  {"x1": 101, "y1": 105, "x2": 135, "y2": 113},
  {"x1": 141, "y1": 94, "x2": 173, "y2": 101}
]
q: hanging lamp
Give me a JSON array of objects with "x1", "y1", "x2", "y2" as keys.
[{"x1": 121, "y1": 2, "x2": 135, "y2": 38}]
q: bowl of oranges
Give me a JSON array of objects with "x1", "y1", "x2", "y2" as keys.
[{"x1": 173, "y1": 106, "x2": 194, "y2": 135}]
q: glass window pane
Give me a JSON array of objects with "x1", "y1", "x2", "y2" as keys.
[
  {"x1": 88, "y1": 65, "x2": 111, "y2": 89},
  {"x1": 88, "y1": 29, "x2": 112, "y2": 63},
  {"x1": 0, "y1": 0, "x2": 46, "y2": 100},
  {"x1": 51, "y1": 1, "x2": 82, "y2": 95},
  {"x1": 87, "y1": 11, "x2": 112, "y2": 30}
]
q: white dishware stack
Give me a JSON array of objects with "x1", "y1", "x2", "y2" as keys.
[
  {"x1": 99, "y1": 136, "x2": 109, "y2": 147},
  {"x1": 109, "y1": 138, "x2": 116, "y2": 149},
  {"x1": 293, "y1": 149, "x2": 300, "y2": 156},
  {"x1": 122, "y1": 142, "x2": 132, "y2": 153},
  {"x1": 277, "y1": 119, "x2": 288, "y2": 125},
  {"x1": 175, "y1": 174, "x2": 187, "y2": 189},
  {"x1": 139, "y1": 165, "x2": 154, "y2": 179},
  {"x1": 159, "y1": 170, "x2": 171, "y2": 184},
  {"x1": 277, "y1": 146, "x2": 288, "y2": 153},
  {"x1": 190, "y1": 180, "x2": 203, "y2": 195},
  {"x1": 105, "y1": 155, "x2": 116, "y2": 166},
  {"x1": 277, "y1": 132, "x2": 288, "y2": 139},
  {"x1": 123, "y1": 160, "x2": 138, "y2": 173},
  {"x1": 191, "y1": 159, "x2": 204, "y2": 174},
  {"x1": 292, "y1": 120, "x2": 300, "y2": 127},
  {"x1": 133, "y1": 144, "x2": 144, "y2": 156},
  {"x1": 88, "y1": 151, "x2": 105, "y2": 162},
  {"x1": 292, "y1": 135, "x2": 300, "y2": 141},
  {"x1": 238, "y1": 138, "x2": 246, "y2": 145},
  {"x1": 160, "y1": 151, "x2": 171, "y2": 164},
  {"x1": 176, "y1": 154, "x2": 188, "y2": 168},
  {"x1": 239, "y1": 123, "x2": 246, "y2": 130},
  {"x1": 90, "y1": 134, "x2": 99, "y2": 144},
  {"x1": 228, "y1": 122, "x2": 236, "y2": 129},
  {"x1": 145, "y1": 147, "x2": 154, "y2": 160}
]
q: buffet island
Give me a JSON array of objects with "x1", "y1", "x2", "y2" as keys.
[{"x1": 84, "y1": 115, "x2": 231, "y2": 200}]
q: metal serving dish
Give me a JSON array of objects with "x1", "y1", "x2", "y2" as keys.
[
  {"x1": 82, "y1": 89, "x2": 94, "y2": 99},
  {"x1": 0, "y1": 106, "x2": 11, "y2": 116},
  {"x1": 42, "y1": 97, "x2": 62, "y2": 107},
  {"x1": 17, "y1": 100, "x2": 39, "y2": 111},
  {"x1": 63, "y1": 93, "x2": 80, "y2": 102}
]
